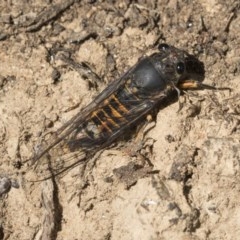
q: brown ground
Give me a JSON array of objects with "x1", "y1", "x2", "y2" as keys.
[{"x1": 1, "y1": 1, "x2": 240, "y2": 240}]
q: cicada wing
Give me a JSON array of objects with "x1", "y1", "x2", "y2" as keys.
[
  {"x1": 31, "y1": 59, "x2": 143, "y2": 164},
  {"x1": 32, "y1": 150, "x2": 88, "y2": 181}
]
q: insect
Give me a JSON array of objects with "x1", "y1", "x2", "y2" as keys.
[{"x1": 32, "y1": 43, "x2": 209, "y2": 177}]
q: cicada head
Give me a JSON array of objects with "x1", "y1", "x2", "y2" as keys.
[{"x1": 156, "y1": 43, "x2": 205, "y2": 84}]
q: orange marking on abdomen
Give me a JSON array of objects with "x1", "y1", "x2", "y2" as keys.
[
  {"x1": 101, "y1": 109, "x2": 120, "y2": 128},
  {"x1": 111, "y1": 95, "x2": 129, "y2": 114},
  {"x1": 91, "y1": 111, "x2": 113, "y2": 133}
]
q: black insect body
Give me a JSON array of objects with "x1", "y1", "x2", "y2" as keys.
[{"x1": 33, "y1": 44, "x2": 205, "y2": 176}]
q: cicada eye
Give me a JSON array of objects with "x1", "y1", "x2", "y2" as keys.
[
  {"x1": 176, "y1": 62, "x2": 185, "y2": 74},
  {"x1": 158, "y1": 43, "x2": 169, "y2": 51}
]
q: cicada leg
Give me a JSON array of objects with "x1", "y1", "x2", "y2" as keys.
[{"x1": 122, "y1": 114, "x2": 155, "y2": 167}]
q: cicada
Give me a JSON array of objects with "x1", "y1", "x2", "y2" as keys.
[{"x1": 32, "y1": 43, "x2": 208, "y2": 177}]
